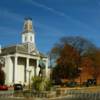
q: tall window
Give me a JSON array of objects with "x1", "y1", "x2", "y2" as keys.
[
  {"x1": 25, "y1": 36, "x2": 27, "y2": 42},
  {"x1": 24, "y1": 24, "x2": 28, "y2": 31},
  {"x1": 30, "y1": 36, "x2": 32, "y2": 41},
  {"x1": 29, "y1": 24, "x2": 32, "y2": 31}
]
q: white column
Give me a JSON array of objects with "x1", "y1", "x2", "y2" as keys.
[
  {"x1": 26, "y1": 58, "x2": 29, "y2": 84},
  {"x1": 35, "y1": 59, "x2": 39, "y2": 76},
  {"x1": 4, "y1": 56, "x2": 9, "y2": 84},
  {"x1": 45, "y1": 59, "x2": 48, "y2": 77},
  {"x1": 14, "y1": 56, "x2": 18, "y2": 83}
]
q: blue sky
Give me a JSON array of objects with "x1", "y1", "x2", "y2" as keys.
[{"x1": 0, "y1": 0, "x2": 100, "y2": 53}]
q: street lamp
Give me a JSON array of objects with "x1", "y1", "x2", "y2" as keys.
[{"x1": 26, "y1": 67, "x2": 32, "y2": 90}]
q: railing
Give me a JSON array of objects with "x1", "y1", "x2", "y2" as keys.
[
  {"x1": 56, "y1": 87, "x2": 100, "y2": 100},
  {"x1": 0, "y1": 87, "x2": 100, "y2": 99},
  {"x1": 0, "y1": 90, "x2": 14, "y2": 98},
  {"x1": 0, "y1": 90, "x2": 56, "y2": 98}
]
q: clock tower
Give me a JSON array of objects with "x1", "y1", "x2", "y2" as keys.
[{"x1": 22, "y1": 17, "x2": 36, "y2": 53}]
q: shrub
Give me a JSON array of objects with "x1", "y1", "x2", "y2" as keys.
[{"x1": 32, "y1": 76, "x2": 52, "y2": 91}]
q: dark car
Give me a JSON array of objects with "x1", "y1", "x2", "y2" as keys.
[
  {"x1": 87, "y1": 79, "x2": 96, "y2": 85},
  {"x1": 83, "y1": 79, "x2": 96, "y2": 87},
  {"x1": 13, "y1": 84, "x2": 23, "y2": 91},
  {"x1": 52, "y1": 79, "x2": 62, "y2": 85},
  {"x1": 66, "y1": 81, "x2": 78, "y2": 87},
  {"x1": 0, "y1": 85, "x2": 8, "y2": 90}
]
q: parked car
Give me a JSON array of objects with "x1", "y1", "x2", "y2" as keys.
[
  {"x1": 82, "y1": 79, "x2": 96, "y2": 87},
  {"x1": 52, "y1": 79, "x2": 62, "y2": 85},
  {"x1": 0, "y1": 85, "x2": 8, "y2": 90},
  {"x1": 66, "y1": 81, "x2": 78, "y2": 87},
  {"x1": 13, "y1": 84, "x2": 23, "y2": 91}
]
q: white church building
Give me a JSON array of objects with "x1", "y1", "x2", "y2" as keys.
[{"x1": 0, "y1": 17, "x2": 49, "y2": 85}]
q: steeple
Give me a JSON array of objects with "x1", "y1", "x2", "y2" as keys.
[
  {"x1": 23, "y1": 17, "x2": 33, "y2": 33},
  {"x1": 22, "y1": 17, "x2": 35, "y2": 45}
]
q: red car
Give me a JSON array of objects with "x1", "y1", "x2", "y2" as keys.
[{"x1": 0, "y1": 85, "x2": 8, "y2": 90}]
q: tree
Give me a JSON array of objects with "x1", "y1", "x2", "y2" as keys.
[
  {"x1": 48, "y1": 44, "x2": 62, "y2": 68},
  {"x1": 60, "y1": 36, "x2": 96, "y2": 56},
  {"x1": 52, "y1": 44, "x2": 80, "y2": 81},
  {"x1": 50, "y1": 36, "x2": 97, "y2": 68},
  {"x1": 50, "y1": 36, "x2": 98, "y2": 84}
]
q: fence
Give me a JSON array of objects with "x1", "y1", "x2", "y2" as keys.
[
  {"x1": 0, "y1": 90, "x2": 14, "y2": 98},
  {"x1": 56, "y1": 87, "x2": 100, "y2": 100},
  {"x1": 0, "y1": 87, "x2": 100, "y2": 99},
  {"x1": 0, "y1": 90, "x2": 56, "y2": 98}
]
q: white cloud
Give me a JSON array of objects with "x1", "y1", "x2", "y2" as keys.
[
  {"x1": 25, "y1": 0, "x2": 69, "y2": 18},
  {"x1": 31, "y1": 0, "x2": 66, "y2": 17},
  {"x1": 24, "y1": 0, "x2": 91, "y2": 30}
]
